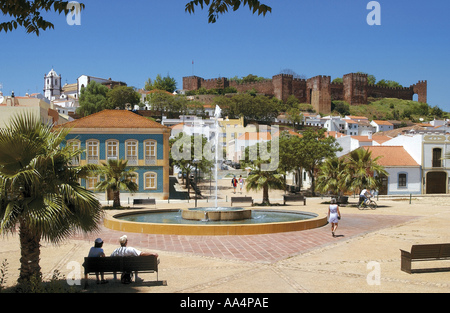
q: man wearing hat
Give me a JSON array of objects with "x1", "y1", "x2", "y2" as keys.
[
  {"x1": 111, "y1": 235, "x2": 158, "y2": 282},
  {"x1": 87, "y1": 238, "x2": 108, "y2": 284}
]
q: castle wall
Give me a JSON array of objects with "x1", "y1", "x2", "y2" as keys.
[
  {"x1": 230, "y1": 80, "x2": 274, "y2": 95},
  {"x1": 182, "y1": 73, "x2": 427, "y2": 113},
  {"x1": 367, "y1": 84, "x2": 414, "y2": 101}
]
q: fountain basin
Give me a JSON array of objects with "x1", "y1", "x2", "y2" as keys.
[
  {"x1": 104, "y1": 209, "x2": 328, "y2": 236},
  {"x1": 181, "y1": 207, "x2": 252, "y2": 221}
]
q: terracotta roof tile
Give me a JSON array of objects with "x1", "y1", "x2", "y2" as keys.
[
  {"x1": 362, "y1": 146, "x2": 419, "y2": 166},
  {"x1": 237, "y1": 132, "x2": 272, "y2": 141},
  {"x1": 56, "y1": 109, "x2": 167, "y2": 129},
  {"x1": 372, "y1": 120, "x2": 394, "y2": 126}
]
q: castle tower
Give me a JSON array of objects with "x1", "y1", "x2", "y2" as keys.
[
  {"x1": 412, "y1": 80, "x2": 427, "y2": 103},
  {"x1": 343, "y1": 73, "x2": 368, "y2": 105},
  {"x1": 306, "y1": 75, "x2": 331, "y2": 114},
  {"x1": 44, "y1": 68, "x2": 61, "y2": 100},
  {"x1": 272, "y1": 74, "x2": 293, "y2": 102}
]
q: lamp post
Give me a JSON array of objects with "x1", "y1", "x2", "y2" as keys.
[{"x1": 193, "y1": 159, "x2": 200, "y2": 207}]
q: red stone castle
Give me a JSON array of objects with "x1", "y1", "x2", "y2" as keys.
[{"x1": 183, "y1": 73, "x2": 427, "y2": 114}]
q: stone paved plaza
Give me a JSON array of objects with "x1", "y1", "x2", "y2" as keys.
[{"x1": 1, "y1": 190, "x2": 450, "y2": 294}]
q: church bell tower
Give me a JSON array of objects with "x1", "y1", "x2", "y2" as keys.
[{"x1": 44, "y1": 68, "x2": 61, "y2": 100}]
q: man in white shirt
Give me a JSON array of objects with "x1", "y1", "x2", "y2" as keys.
[
  {"x1": 359, "y1": 188, "x2": 372, "y2": 207},
  {"x1": 111, "y1": 235, "x2": 158, "y2": 282}
]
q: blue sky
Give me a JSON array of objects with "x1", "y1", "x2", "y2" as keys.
[{"x1": 1, "y1": 0, "x2": 449, "y2": 112}]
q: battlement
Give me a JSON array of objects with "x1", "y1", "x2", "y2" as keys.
[
  {"x1": 368, "y1": 84, "x2": 412, "y2": 91},
  {"x1": 182, "y1": 72, "x2": 427, "y2": 113}
]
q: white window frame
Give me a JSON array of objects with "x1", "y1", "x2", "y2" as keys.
[
  {"x1": 106, "y1": 140, "x2": 119, "y2": 161},
  {"x1": 144, "y1": 140, "x2": 157, "y2": 165},
  {"x1": 125, "y1": 140, "x2": 138, "y2": 165},
  {"x1": 144, "y1": 172, "x2": 157, "y2": 190},
  {"x1": 86, "y1": 140, "x2": 99, "y2": 164}
]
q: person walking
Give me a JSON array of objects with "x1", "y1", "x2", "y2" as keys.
[
  {"x1": 327, "y1": 198, "x2": 341, "y2": 237},
  {"x1": 231, "y1": 175, "x2": 238, "y2": 193},
  {"x1": 238, "y1": 175, "x2": 244, "y2": 194}
]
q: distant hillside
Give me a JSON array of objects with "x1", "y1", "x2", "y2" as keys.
[{"x1": 331, "y1": 98, "x2": 448, "y2": 122}]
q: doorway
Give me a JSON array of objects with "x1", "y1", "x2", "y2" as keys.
[{"x1": 426, "y1": 171, "x2": 446, "y2": 194}]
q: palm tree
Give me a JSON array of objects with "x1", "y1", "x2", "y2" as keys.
[
  {"x1": 343, "y1": 148, "x2": 388, "y2": 193},
  {"x1": 246, "y1": 161, "x2": 284, "y2": 205},
  {"x1": 315, "y1": 157, "x2": 348, "y2": 196},
  {"x1": 0, "y1": 113, "x2": 103, "y2": 285},
  {"x1": 95, "y1": 159, "x2": 138, "y2": 207}
]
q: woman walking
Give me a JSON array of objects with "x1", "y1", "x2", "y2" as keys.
[{"x1": 327, "y1": 198, "x2": 341, "y2": 237}]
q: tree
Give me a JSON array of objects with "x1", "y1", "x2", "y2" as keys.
[
  {"x1": 356, "y1": 72, "x2": 376, "y2": 85},
  {"x1": 246, "y1": 161, "x2": 284, "y2": 205},
  {"x1": 315, "y1": 157, "x2": 348, "y2": 196},
  {"x1": 144, "y1": 74, "x2": 177, "y2": 93},
  {"x1": 277, "y1": 132, "x2": 303, "y2": 188},
  {"x1": 0, "y1": 113, "x2": 102, "y2": 286},
  {"x1": 0, "y1": 0, "x2": 81, "y2": 35},
  {"x1": 107, "y1": 86, "x2": 141, "y2": 110},
  {"x1": 185, "y1": 0, "x2": 271, "y2": 23},
  {"x1": 94, "y1": 159, "x2": 138, "y2": 208},
  {"x1": 170, "y1": 133, "x2": 213, "y2": 194},
  {"x1": 376, "y1": 79, "x2": 402, "y2": 88},
  {"x1": 218, "y1": 94, "x2": 279, "y2": 123},
  {"x1": 77, "y1": 81, "x2": 110, "y2": 117},
  {"x1": 286, "y1": 107, "x2": 303, "y2": 129},
  {"x1": 296, "y1": 128, "x2": 342, "y2": 196},
  {"x1": 342, "y1": 148, "x2": 388, "y2": 193},
  {"x1": 1, "y1": 1, "x2": 271, "y2": 35}
]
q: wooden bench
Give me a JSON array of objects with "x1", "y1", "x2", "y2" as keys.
[
  {"x1": 83, "y1": 256, "x2": 161, "y2": 287},
  {"x1": 283, "y1": 194, "x2": 306, "y2": 205},
  {"x1": 133, "y1": 198, "x2": 156, "y2": 206},
  {"x1": 230, "y1": 196, "x2": 253, "y2": 206},
  {"x1": 400, "y1": 243, "x2": 450, "y2": 274}
]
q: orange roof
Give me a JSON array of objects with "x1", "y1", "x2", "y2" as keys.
[
  {"x1": 362, "y1": 146, "x2": 419, "y2": 167},
  {"x1": 171, "y1": 123, "x2": 185, "y2": 129},
  {"x1": 56, "y1": 110, "x2": 167, "y2": 129},
  {"x1": 372, "y1": 120, "x2": 394, "y2": 126},
  {"x1": 325, "y1": 131, "x2": 346, "y2": 138},
  {"x1": 237, "y1": 132, "x2": 272, "y2": 141},
  {"x1": 346, "y1": 116, "x2": 368, "y2": 120},
  {"x1": 371, "y1": 135, "x2": 393, "y2": 144},
  {"x1": 351, "y1": 135, "x2": 373, "y2": 142}
]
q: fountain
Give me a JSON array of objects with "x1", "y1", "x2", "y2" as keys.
[{"x1": 103, "y1": 105, "x2": 328, "y2": 235}]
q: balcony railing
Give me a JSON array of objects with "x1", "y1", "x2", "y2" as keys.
[
  {"x1": 127, "y1": 156, "x2": 138, "y2": 165},
  {"x1": 87, "y1": 156, "x2": 99, "y2": 164},
  {"x1": 145, "y1": 156, "x2": 156, "y2": 165}
]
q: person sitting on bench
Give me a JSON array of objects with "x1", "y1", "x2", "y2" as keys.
[
  {"x1": 110, "y1": 235, "x2": 159, "y2": 282},
  {"x1": 87, "y1": 238, "x2": 108, "y2": 284}
]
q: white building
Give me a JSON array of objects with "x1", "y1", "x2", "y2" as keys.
[
  {"x1": 371, "y1": 120, "x2": 394, "y2": 133},
  {"x1": 362, "y1": 146, "x2": 421, "y2": 195}
]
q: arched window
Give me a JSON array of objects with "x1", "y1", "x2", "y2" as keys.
[
  {"x1": 106, "y1": 140, "x2": 119, "y2": 161},
  {"x1": 67, "y1": 139, "x2": 81, "y2": 165},
  {"x1": 144, "y1": 172, "x2": 157, "y2": 190},
  {"x1": 125, "y1": 140, "x2": 138, "y2": 165},
  {"x1": 86, "y1": 176, "x2": 99, "y2": 190},
  {"x1": 129, "y1": 172, "x2": 138, "y2": 188},
  {"x1": 144, "y1": 140, "x2": 157, "y2": 165},
  {"x1": 86, "y1": 140, "x2": 99, "y2": 164}
]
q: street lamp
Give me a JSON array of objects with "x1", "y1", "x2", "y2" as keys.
[{"x1": 193, "y1": 159, "x2": 200, "y2": 207}]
